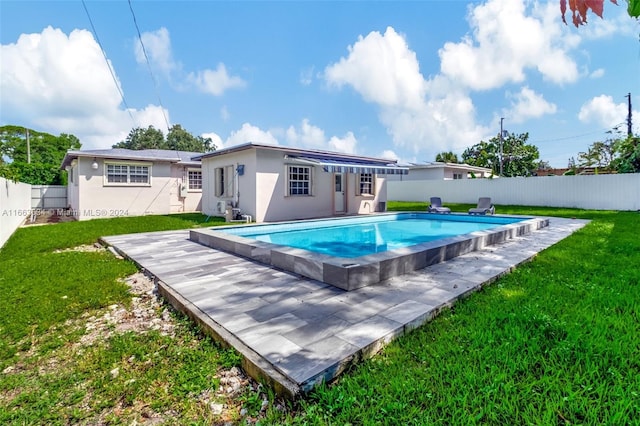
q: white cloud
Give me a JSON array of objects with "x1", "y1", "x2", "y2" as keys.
[
  {"x1": 285, "y1": 119, "x2": 358, "y2": 154},
  {"x1": 578, "y1": 95, "x2": 630, "y2": 129},
  {"x1": 589, "y1": 68, "x2": 605, "y2": 79},
  {"x1": 204, "y1": 120, "x2": 360, "y2": 155},
  {"x1": 324, "y1": 29, "x2": 487, "y2": 157},
  {"x1": 328, "y1": 132, "x2": 357, "y2": 154},
  {"x1": 187, "y1": 63, "x2": 246, "y2": 96},
  {"x1": 201, "y1": 132, "x2": 224, "y2": 150},
  {"x1": 379, "y1": 150, "x2": 399, "y2": 161},
  {"x1": 223, "y1": 123, "x2": 279, "y2": 148},
  {"x1": 134, "y1": 27, "x2": 177, "y2": 76},
  {"x1": 135, "y1": 28, "x2": 246, "y2": 96},
  {"x1": 0, "y1": 26, "x2": 165, "y2": 149},
  {"x1": 506, "y1": 86, "x2": 557, "y2": 123},
  {"x1": 439, "y1": 0, "x2": 579, "y2": 90},
  {"x1": 325, "y1": 27, "x2": 426, "y2": 110},
  {"x1": 285, "y1": 119, "x2": 326, "y2": 148}
]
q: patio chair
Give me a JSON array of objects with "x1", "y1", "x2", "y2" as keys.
[
  {"x1": 468, "y1": 197, "x2": 495, "y2": 215},
  {"x1": 427, "y1": 197, "x2": 451, "y2": 214}
]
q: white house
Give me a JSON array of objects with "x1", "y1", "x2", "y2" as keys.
[
  {"x1": 198, "y1": 143, "x2": 408, "y2": 223},
  {"x1": 387, "y1": 162, "x2": 493, "y2": 181},
  {"x1": 61, "y1": 149, "x2": 203, "y2": 221}
]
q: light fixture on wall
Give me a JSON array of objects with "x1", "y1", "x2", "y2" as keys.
[{"x1": 91, "y1": 158, "x2": 99, "y2": 170}]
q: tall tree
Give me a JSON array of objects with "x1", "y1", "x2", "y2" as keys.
[
  {"x1": 462, "y1": 132, "x2": 540, "y2": 177},
  {"x1": 113, "y1": 124, "x2": 215, "y2": 152},
  {"x1": 113, "y1": 126, "x2": 165, "y2": 150},
  {"x1": 0, "y1": 126, "x2": 81, "y2": 184},
  {"x1": 166, "y1": 124, "x2": 215, "y2": 152},
  {"x1": 435, "y1": 151, "x2": 459, "y2": 163},
  {"x1": 577, "y1": 139, "x2": 617, "y2": 172},
  {"x1": 612, "y1": 135, "x2": 640, "y2": 173}
]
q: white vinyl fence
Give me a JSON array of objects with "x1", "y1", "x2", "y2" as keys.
[
  {"x1": 388, "y1": 173, "x2": 640, "y2": 211},
  {"x1": 31, "y1": 185, "x2": 67, "y2": 209},
  {"x1": 0, "y1": 177, "x2": 32, "y2": 248}
]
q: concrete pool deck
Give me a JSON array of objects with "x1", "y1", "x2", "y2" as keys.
[{"x1": 102, "y1": 216, "x2": 588, "y2": 398}]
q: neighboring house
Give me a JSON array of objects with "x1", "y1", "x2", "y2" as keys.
[
  {"x1": 60, "y1": 149, "x2": 204, "y2": 221},
  {"x1": 198, "y1": 142, "x2": 408, "y2": 223},
  {"x1": 387, "y1": 162, "x2": 493, "y2": 181}
]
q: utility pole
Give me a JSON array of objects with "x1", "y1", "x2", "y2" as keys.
[
  {"x1": 499, "y1": 117, "x2": 504, "y2": 176},
  {"x1": 626, "y1": 93, "x2": 632, "y2": 136}
]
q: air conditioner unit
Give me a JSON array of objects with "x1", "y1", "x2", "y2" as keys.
[{"x1": 216, "y1": 201, "x2": 228, "y2": 214}]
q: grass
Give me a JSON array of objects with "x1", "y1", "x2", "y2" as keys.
[
  {"x1": 1, "y1": 206, "x2": 639, "y2": 424},
  {"x1": 0, "y1": 213, "x2": 252, "y2": 425},
  {"x1": 0, "y1": 213, "x2": 225, "y2": 361},
  {"x1": 286, "y1": 203, "x2": 640, "y2": 424}
]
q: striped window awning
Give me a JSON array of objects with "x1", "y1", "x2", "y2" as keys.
[{"x1": 287, "y1": 155, "x2": 409, "y2": 175}]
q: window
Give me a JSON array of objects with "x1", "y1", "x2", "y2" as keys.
[
  {"x1": 188, "y1": 169, "x2": 202, "y2": 190},
  {"x1": 105, "y1": 162, "x2": 151, "y2": 185},
  {"x1": 129, "y1": 165, "x2": 149, "y2": 183},
  {"x1": 287, "y1": 165, "x2": 311, "y2": 196},
  {"x1": 357, "y1": 173, "x2": 374, "y2": 195},
  {"x1": 215, "y1": 165, "x2": 234, "y2": 197},
  {"x1": 453, "y1": 173, "x2": 463, "y2": 180}
]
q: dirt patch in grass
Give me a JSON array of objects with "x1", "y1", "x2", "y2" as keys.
[
  {"x1": 78, "y1": 272, "x2": 176, "y2": 346},
  {"x1": 1, "y1": 264, "x2": 282, "y2": 424},
  {"x1": 21, "y1": 209, "x2": 77, "y2": 226}
]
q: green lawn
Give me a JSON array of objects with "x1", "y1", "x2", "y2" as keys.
[{"x1": 1, "y1": 206, "x2": 639, "y2": 424}]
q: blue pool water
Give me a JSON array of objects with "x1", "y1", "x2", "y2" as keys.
[{"x1": 221, "y1": 213, "x2": 525, "y2": 258}]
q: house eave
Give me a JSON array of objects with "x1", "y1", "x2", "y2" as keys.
[
  {"x1": 196, "y1": 142, "x2": 401, "y2": 166},
  {"x1": 61, "y1": 149, "x2": 203, "y2": 169}
]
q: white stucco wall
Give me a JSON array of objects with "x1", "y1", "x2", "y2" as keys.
[
  {"x1": 0, "y1": 177, "x2": 31, "y2": 248},
  {"x1": 74, "y1": 157, "x2": 201, "y2": 220},
  {"x1": 202, "y1": 146, "x2": 389, "y2": 223},
  {"x1": 169, "y1": 164, "x2": 202, "y2": 214},
  {"x1": 201, "y1": 149, "x2": 257, "y2": 218}
]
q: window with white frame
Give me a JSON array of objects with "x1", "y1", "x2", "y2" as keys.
[
  {"x1": 105, "y1": 162, "x2": 151, "y2": 185},
  {"x1": 215, "y1": 165, "x2": 234, "y2": 197},
  {"x1": 188, "y1": 169, "x2": 202, "y2": 190},
  {"x1": 357, "y1": 173, "x2": 374, "y2": 195},
  {"x1": 453, "y1": 173, "x2": 463, "y2": 180},
  {"x1": 287, "y1": 165, "x2": 311, "y2": 196}
]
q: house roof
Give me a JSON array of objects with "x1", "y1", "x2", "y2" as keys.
[
  {"x1": 405, "y1": 161, "x2": 492, "y2": 174},
  {"x1": 196, "y1": 142, "x2": 409, "y2": 175},
  {"x1": 60, "y1": 148, "x2": 204, "y2": 169}
]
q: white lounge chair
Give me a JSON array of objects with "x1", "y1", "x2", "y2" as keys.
[
  {"x1": 428, "y1": 197, "x2": 451, "y2": 214},
  {"x1": 468, "y1": 197, "x2": 495, "y2": 215}
]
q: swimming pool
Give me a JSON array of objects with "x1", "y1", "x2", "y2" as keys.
[
  {"x1": 190, "y1": 212, "x2": 548, "y2": 291},
  {"x1": 220, "y1": 213, "x2": 524, "y2": 258}
]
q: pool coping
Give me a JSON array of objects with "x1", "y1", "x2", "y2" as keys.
[
  {"x1": 102, "y1": 216, "x2": 589, "y2": 399},
  {"x1": 189, "y1": 213, "x2": 549, "y2": 290}
]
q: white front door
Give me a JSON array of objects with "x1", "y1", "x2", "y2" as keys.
[{"x1": 334, "y1": 173, "x2": 346, "y2": 213}]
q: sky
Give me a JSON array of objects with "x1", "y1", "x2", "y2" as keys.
[{"x1": 1, "y1": 0, "x2": 639, "y2": 168}]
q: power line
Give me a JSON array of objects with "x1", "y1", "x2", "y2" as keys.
[
  {"x1": 529, "y1": 122, "x2": 628, "y2": 144},
  {"x1": 128, "y1": 0, "x2": 171, "y2": 133},
  {"x1": 81, "y1": 0, "x2": 137, "y2": 127}
]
